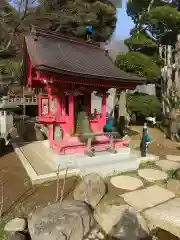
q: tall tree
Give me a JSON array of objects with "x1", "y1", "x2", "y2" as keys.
[{"x1": 31, "y1": 0, "x2": 117, "y2": 41}]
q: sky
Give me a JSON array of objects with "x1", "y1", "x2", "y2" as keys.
[{"x1": 113, "y1": 0, "x2": 134, "y2": 40}]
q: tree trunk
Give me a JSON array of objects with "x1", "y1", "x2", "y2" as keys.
[{"x1": 118, "y1": 90, "x2": 127, "y2": 118}]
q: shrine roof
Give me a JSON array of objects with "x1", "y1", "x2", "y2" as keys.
[{"x1": 24, "y1": 27, "x2": 145, "y2": 83}]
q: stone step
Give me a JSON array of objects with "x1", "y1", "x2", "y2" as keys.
[
  {"x1": 20, "y1": 143, "x2": 54, "y2": 175},
  {"x1": 28, "y1": 141, "x2": 59, "y2": 170},
  {"x1": 54, "y1": 148, "x2": 133, "y2": 168},
  {"x1": 80, "y1": 158, "x2": 140, "y2": 177}
]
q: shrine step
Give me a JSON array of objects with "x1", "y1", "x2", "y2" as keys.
[
  {"x1": 78, "y1": 151, "x2": 140, "y2": 177},
  {"x1": 80, "y1": 158, "x2": 140, "y2": 177},
  {"x1": 53, "y1": 148, "x2": 141, "y2": 177}
]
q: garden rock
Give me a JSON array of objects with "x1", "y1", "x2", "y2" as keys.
[
  {"x1": 73, "y1": 173, "x2": 106, "y2": 208},
  {"x1": 28, "y1": 200, "x2": 94, "y2": 240},
  {"x1": 4, "y1": 218, "x2": 27, "y2": 232},
  {"x1": 94, "y1": 204, "x2": 150, "y2": 240},
  {"x1": 167, "y1": 179, "x2": 180, "y2": 194},
  {"x1": 173, "y1": 168, "x2": 180, "y2": 180},
  {"x1": 9, "y1": 232, "x2": 27, "y2": 240},
  {"x1": 17, "y1": 122, "x2": 46, "y2": 141}
]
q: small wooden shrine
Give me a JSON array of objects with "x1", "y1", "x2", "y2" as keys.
[{"x1": 22, "y1": 26, "x2": 144, "y2": 154}]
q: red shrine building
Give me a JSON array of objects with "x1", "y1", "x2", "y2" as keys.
[{"x1": 22, "y1": 26, "x2": 144, "y2": 154}]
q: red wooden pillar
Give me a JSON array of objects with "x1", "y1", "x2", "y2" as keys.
[
  {"x1": 69, "y1": 95, "x2": 74, "y2": 133},
  {"x1": 101, "y1": 94, "x2": 106, "y2": 128}
]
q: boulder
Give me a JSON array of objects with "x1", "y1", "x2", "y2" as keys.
[
  {"x1": 17, "y1": 122, "x2": 46, "y2": 141},
  {"x1": 73, "y1": 173, "x2": 106, "y2": 208},
  {"x1": 4, "y1": 218, "x2": 27, "y2": 232},
  {"x1": 7, "y1": 127, "x2": 18, "y2": 139},
  {"x1": 28, "y1": 200, "x2": 94, "y2": 240},
  {"x1": 173, "y1": 168, "x2": 180, "y2": 180},
  {"x1": 94, "y1": 204, "x2": 150, "y2": 240},
  {"x1": 8, "y1": 232, "x2": 27, "y2": 240},
  {"x1": 167, "y1": 179, "x2": 180, "y2": 194}
]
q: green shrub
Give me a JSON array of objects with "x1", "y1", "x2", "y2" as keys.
[
  {"x1": 115, "y1": 52, "x2": 161, "y2": 80},
  {"x1": 127, "y1": 92, "x2": 162, "y2": 117}
]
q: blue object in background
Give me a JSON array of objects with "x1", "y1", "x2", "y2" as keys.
[
  {"x1": 86, "y1": 25, "x2": 93, "y2": 34},
  {"x1": 103, "y1": 115, "x2": 113, "y2": 132}
]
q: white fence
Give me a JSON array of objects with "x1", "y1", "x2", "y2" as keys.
[{"x1": 8, "y1": 97, "x2": 37, "y2": 105}]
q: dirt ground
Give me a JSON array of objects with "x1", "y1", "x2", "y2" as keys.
[
  {"x1": 0, "y1": 146, "x2": 79, "y2": 239},
  {"x1": 130, "y1": 125, "x2": 180, "y2": 159},
  {"x1": 0, "y1": 126, "x2": 180, "y2": 239}
]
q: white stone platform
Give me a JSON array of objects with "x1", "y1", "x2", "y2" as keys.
[{"x1": 12, "y1": 140, "x2": 158, "y2": 184}]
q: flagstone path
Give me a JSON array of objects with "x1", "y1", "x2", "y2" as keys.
[
  {"x1": 108, "y1": 154, "x2": 180, "y2": 238},
  {"x1": 110, "y1": 175, "x2": 143, "y2": 191},
  {"x1": 138, "y1": 169, "x2": 168, "y2": 182},
  {"x1": 155, "y1": 160, "x2": 180, "y2": 171}
]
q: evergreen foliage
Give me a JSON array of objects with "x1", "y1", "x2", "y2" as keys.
[{"x1": 127, "y1": 92, "x2": 161, "y2": 117}]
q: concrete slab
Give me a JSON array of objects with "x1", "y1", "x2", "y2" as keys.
[
  {"x1": 143, "y1": 198, "x2": 180, "y2": 238},
  {"x1": 110, "y1": 176, "x2": 143, "y2": 190},
  {"x1": 138, "y1": 169, "x2": 168, "y2": 182},
  {"x1": 155, "y1": 160, "x2": 180, "y2": 172},
  {"x1": 13, "y1": 140, "x2": 144, "y2": 183},
  {"x1": 166, "y1": 155, "x2": 180, "y2": 162},
  {"x1": 12, "y1": 143, "x2": 80, "y2": 185},
  {"x1": 121, "y1": 185, "x2": 175, "y2": 211}
]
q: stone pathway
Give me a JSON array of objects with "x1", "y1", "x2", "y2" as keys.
[
  {"x1": 155, "y1": 160, "x2": 180, "y2": 171},
  {"x1": 108, "y1": 154, "x2": 180, "y2": 238},
  {"x1": 144, "y1": 198, "x2": 180, "y2": 238},
  {"x1": 138, "y1": 169, "x2": 168, "y2": 182},
  {"x1": 110, "y1": 175, "x2": 143, "y2": 191},
  {"x1": 166, "y1": 155, "x2": 180, "y2": 162},
  {"x1": 121, "y1": 185, "x2": 175, "y2": 211}
]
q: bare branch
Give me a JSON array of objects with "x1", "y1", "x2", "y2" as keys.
[{"x1": 14, "y1": 0, "x2": 29, "y2": 32}]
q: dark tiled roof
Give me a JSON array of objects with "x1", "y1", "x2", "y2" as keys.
[{"x1": 25, "y1": 28, "x2": 145, "y2": 83}]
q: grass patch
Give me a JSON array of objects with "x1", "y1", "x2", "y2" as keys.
[
  {"x1": 139, "y1": 161, "x2": 160, "y2": 170},
  {"x1": 119, "y1": 171, "x2": 139, "y2": 178},
  {"x1": 100, "y1": 193, "x2": 126, "y2": 206}
]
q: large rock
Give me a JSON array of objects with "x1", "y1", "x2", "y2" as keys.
[
  {"x1": 9, "y1": 232, "x2": 27, "y2": 240},
  {"x1": 73, "y1": 173, "x2": 106, "y2": 208},
  {"x1": 7, "y1": 127, "x2": 18, "y2": 139},
  {"x1": 28, "y1": 200, "x2": 94, "y2": 240},
  {"x1": 173, "y1": 169, "x2": 180, "y2": 180},
  {"x1": 94, "y1": 204, "x2": 150, "y2": 240},
  {"x1": 167, "y1": 179, "x2": 180, "y2": 194},
  {"x1": 17, "y1": 122, "x2": 46, "y2": 141},
  {"x1": 143, "y1": 198, "x2": 180, "y2": 238},
  {"x1": 4, "y1": 218, "x2": 27, "y2": 232}
]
